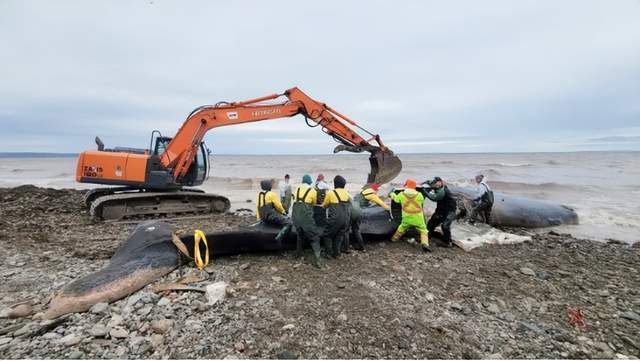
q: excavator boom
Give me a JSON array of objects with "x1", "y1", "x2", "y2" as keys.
[
  {"x1": 161, "y1": 87, "x2": 402, "y2": 185},
  {"x1": 77, "y1": 87, "x2": 402, "y2": 220}
]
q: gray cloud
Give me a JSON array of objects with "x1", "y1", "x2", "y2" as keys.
[
  {"x1": 587, "y1": 136, "x2": 640, "y2": 143},
  {"x1": 0, "y1": 0, "x2": 639, "y2": 154}
]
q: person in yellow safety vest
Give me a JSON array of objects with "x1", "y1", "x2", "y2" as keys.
[
  {"x1": 291, "y1": 174, "x2": 326, "y2": 268},
  {"x1": 256, "y1": 179, "x2": 291, "y2": 241},
  {"x1": 389, "y1": 179, "x2": 431, "y2": 252},
  {"x1": 349, "y1": 183, "x2": 390, "y2": 252},
  {"x1": 354, "y1": 183, "x2": 390, "y2": 210},
  {"x1": 321, "y1": 175, "x2": 352, "y2": 258}
]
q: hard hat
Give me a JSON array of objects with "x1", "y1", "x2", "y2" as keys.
[{"x1": 404, "y1": 179, "x2": 417, "y2": 189}]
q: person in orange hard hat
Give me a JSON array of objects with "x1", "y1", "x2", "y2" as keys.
[{"x1": 388, "y1": 179, "x2": 430, "y2": 252}]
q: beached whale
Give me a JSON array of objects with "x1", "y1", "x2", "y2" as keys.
[
  {"x1": 44, "y1": 188, "x2": 578, "y2": 319},
  {"x1": 449, "y1": 186, "x2": 579, "y2": 228}
]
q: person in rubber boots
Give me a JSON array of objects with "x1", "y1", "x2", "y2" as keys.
[
  {"x1": 389, "y1": 179, "x2": 431, "y2": 252},
  {"x1": 350, "y1": 183, "x2": 390, "y2": 251},
  {"x1": 313, "y1": 173, "x2": 329, "y2": 230},
  {"x1": 256, "y1": 179, "x2": 291, "y2": 241},
  {"x1": 469, "y1": 174, "x2": 493, "y2": 224},
  {"x1": 424, "y1": 176, "x2": 457, "y2": 247},
  {"x1": 321, "y1": 175, "x2": 352, "y2": 258},
  {"x1": 291, "y1": 174, "x2": 325, "y2": 268}
]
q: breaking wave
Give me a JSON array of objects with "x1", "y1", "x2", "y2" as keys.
[{"x1": 483, "y1": 163, "x2": 534, "y2": 168}]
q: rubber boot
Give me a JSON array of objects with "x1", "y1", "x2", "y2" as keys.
[
  {"x1": 294, "y1": 232, "x2": 304, "y2": 258},
  {"x1": 420, "y1": 232, "x2": 431, "y2": 253},
  {"x1": 310, "y1": 240, "x2": 325, "y2": 268},
  {"x1": 322, "y1": 237, "x2": 334, "y2": 259},
  {"x1": 275, "y1": 224, "x2": 291, "y2": 242},
  {"x1": 342, "y1": 233, "x2": 352, "y2": 254},
  {"x1": 351, "y1": 229, "x2": 365, "y2": 251}
]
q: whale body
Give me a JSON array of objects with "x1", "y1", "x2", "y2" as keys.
[{"x1": 44, "y1": 188, "x2": 578, "y2": 319}]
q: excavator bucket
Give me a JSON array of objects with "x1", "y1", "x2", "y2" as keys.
[
  {"x1": 334, "y1": 145, "x2": 402, "y2": 185},
  {"x1": 367, "y1": 149, "x2": 403, "y2": 185}
]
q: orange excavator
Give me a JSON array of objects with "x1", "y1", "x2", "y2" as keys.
[{"x1": 76, "y1": 87, "x2": 402, "y2": 220}]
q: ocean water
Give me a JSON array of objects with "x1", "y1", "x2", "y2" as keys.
[{"x1": 1, "y1": 152, "x2": 638, "y2": 244}]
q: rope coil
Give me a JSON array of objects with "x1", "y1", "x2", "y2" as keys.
[{"x1": 193, "y1": 229, "x2": 210, "y2": 270}]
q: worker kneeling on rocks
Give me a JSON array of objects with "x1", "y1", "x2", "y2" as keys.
[
  {"x1": 321, "y1": 175, "x2": 352, "y2": 258},
  {"x1": 389, "y1": 179, "x2": 431, "y2": 252},
  {"x1": 291, "y1": 174, "x2": 325, "y2": 268},
  {"x1": 256, "y1": 179, "x2": 291, "y2": 241}
]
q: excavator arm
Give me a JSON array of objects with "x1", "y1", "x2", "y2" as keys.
[{"x1": 161, "y1": 87, "x2": 402, "y2": 184}]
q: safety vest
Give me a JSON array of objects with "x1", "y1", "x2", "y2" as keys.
[
  {"x1": 354, "y1": 188, "x2": 375, "y2": 208},
  {"x1": 402, "y1": 193, "x2": 423, "y2": 215}
]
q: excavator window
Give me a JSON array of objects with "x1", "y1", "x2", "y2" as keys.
[
  {"x1": 153, "y1": 136, "x2": 171, "y2": 156},
  {"x1": 195, "y1": 142, "x2": 208, "y2": 183}
]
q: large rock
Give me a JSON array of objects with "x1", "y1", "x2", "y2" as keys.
[
  {"x1": 205, "y1": 282, "x2": 228, "y2": 305},
  {"x1": 151, "y1": 319, "x2": 173, "y2": 334},
  {"x1": 59, "y1": 333, "x2": 81, "y2": 347},
  {"x1": 7, "y1": 304, "x2": 33, "y2": 318}
]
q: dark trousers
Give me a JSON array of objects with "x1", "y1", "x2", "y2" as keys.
[
  {"x1": 427, "y1": 210, "x2": 456, "y2": 243},
  {"x1": 295, "y1": 226, "x2": 322, "y2": 260},
  {"x1": 348, "y1": 219, "x2": 365, "y2": 250},
  {"x1": 470, "y1": 200, "x2": 492, "y2": 224},
  {"x1": 324, "y1": 225, "x2": 348, "y2": 258}
]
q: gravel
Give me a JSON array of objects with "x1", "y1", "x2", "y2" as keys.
[{"x1": 0, "y1": 186, "x2": 639, "y2": 359}]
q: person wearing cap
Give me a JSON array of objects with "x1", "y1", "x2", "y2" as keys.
[
  {"x1": 469, "y1": 174, "x2": 493, "y2": 224},
  {"x1": 349, "y1": 183, "x2": 390, "y2": 251},
  {"x1": 256, "y1": 179, "x2": 291, "y2": 241},
  {"x1": 313, "y1": 173, "x2": 330, "y2": 232},
  {"x1": 389, "y1": 179, "x2": 430, "y2": 252},
  {"x1": 424, "y1": 176, "x2": 457, "y2": 247},
  {"x1": 291, "y1": 174, "x2": 325, "y2": 268},
  {"x1": 321, "y1": 175, "x2": 352, "y2": 257}
]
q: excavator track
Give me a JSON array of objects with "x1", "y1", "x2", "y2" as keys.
[
  {"x1": 83, "y1": 186, "x2": 136, "y2": 207},
  {"x1": 89, "y1": 189, "x2": 231, "y2": 221}
]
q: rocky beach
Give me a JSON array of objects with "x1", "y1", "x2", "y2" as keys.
[{"x1": 0, "y1": 185, "x2": 639, "y2": 359}]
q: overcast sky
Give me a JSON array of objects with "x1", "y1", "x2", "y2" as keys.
[{"x1": 1, "y1": 0, "x2": 639, "y2": 154}]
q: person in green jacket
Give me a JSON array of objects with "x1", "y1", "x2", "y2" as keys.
[{"x1": 389, "y1": 178, "x2": 431, "y2": 252}]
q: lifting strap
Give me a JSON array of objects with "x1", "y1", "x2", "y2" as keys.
[
  {"x1": 193, "y1": 229, "x2": 209, "y2": 270},
  {"x1": 171, "y1": 231, "x2": 210, "y2": 270}
]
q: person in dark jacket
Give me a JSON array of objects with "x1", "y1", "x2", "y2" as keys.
[{"x1": 424, "y1": 177, "x2": 457, "y2": 247}]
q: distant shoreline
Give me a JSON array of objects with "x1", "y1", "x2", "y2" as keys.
[
  {"x1": 0, "y1": 152, "x2": 78, "y2": 158},
  {"x1": 0, "y1": 150, "x2": 638, "y2": 158}
]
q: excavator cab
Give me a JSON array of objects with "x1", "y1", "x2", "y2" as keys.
[{"x1": 150, "y1": 133, "x2": 209, "y2": 187}]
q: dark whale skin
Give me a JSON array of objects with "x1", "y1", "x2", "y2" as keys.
[{"x1": 44, "y1": 192, "x2": 577, "y2": 318}]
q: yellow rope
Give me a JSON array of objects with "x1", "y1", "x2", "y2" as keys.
[{"x1": 193, "y1": 230, "x2": 210, "y2": 270}]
